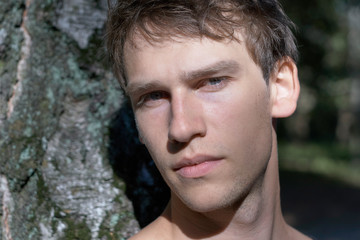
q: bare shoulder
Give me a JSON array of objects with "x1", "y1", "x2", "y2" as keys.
[{"x1": 129, "y1": 216, "x2": 171, "y2": 240}]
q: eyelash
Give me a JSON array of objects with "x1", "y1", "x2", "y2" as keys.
[
  {"x1": 201, "y1": 77, "x2": 228, "y2": 89},
  {"x1": 136, "y1": 91, "x2": 168, "y2": 107},
  {"x1": 198, "y1": 77, "x2": 229, "y2": 92},
  {"x1": 135, "y1": 76, "x2": 229, "y2": 107}
]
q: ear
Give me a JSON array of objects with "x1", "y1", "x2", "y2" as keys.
[
  {"x1": 134, "y1": 117, "x2": 145, "y2": 144},
  {"x1": 270, "y1": 58, "x2": 300, "y2": 118},
  {"x1": 139, "y1": 134, "x2": 144, "y2": 144}
]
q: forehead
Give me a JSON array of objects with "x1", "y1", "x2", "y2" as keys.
[{"x1": 123, "y1": 33, "x2": 256, "y2": 83}]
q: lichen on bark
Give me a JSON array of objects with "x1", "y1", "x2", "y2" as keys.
[{"x1": 0, "y1": 0, "x2": 139, "y2": 239}]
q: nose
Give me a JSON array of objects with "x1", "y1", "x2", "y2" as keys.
[{"x1": 168, "y1": 94, "x2": 206, "y2": 144}]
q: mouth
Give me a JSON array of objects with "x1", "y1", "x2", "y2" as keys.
[{"x1": 173, "y1": 155, "x2": 224, "y2": 178}]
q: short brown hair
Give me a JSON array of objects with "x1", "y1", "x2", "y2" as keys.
[{"x1": 106, "y1": 0, "x2": 298, "y2": 90}]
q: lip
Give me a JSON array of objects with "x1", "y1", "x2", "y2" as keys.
[{"x1": 173, "y1": 155, "x2": 223, "y2": 178}]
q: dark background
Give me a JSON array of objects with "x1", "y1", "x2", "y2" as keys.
[{"x1": 278, "y1": 1, "x2": 360, "y2": 238}]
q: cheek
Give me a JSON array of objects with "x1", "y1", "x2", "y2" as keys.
[
  {"x1": 206, "y1": 87, "x2": 272, "y2": 148},
  {"x1": 135, "y1": 109, "x2": 170, "y2": 172},
  {"x1": 208, "y1": 88, "x2": 270, "y2": 124},
  {"x1": 135, "y1": 104, "x2": 169, "y2": 142}
]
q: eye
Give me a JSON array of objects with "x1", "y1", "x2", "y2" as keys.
[
  {"x1": 208, "y1": 77, "x2": 225, "y2": 86},
  {"x1": 146, "y1": 91, "x2": 165, "y2": 101},
  {"x1": 200, "y1": 77, "x2": 229, "y2": 91},
  {"x1": 137, "y1": 91, "x2": 169, "y2": 107}
]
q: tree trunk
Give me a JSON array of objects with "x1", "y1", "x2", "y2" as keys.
[{"x1": 0, "y1": 0, "x2": 139, "y2": 239}]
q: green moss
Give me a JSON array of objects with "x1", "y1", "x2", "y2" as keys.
[
  {"x1": 39, "y1": 99, "x2": 51, "y2": 113},
  {"x1": 110, "y1": 214, "x2": 120, "y2": 228},
  {"x1": 111, "y1": 174, "x2": 126, "y2": 193},
  {"x1": 62, "y1": 219, "x2": 91, "y2": 240},
  {"x1": 36, "y1": 173, "x2": 50, "y2": 205},
  {"x1": 39, "y1": 0, "x2": 55, "y2": 11},
  {"x1": 23, "y1": 127, "x2": 33, "y2": 137},
  {"x1": 78, "y1": 28, "x2": 105, "y2": 66},
  {"x1": 0, "y1": 60, "x2": 5, "y2": 74},
  {"x1": 50, "y1": 66, "x2": 63, "y2": 82},
  {"x1": 98, "y1": 205, "x2": 137, "y2": 240},
  {"x1": 9, "y1": 179, "x2": 17, "y2": 191},
  {"x1": 28, "y1": 227, "x2": 38, "y2": 240},
  {"x1": 98, "y1": 227, "x2": 118, "y2": 240},
  {"x1": 86, "y1": 121, "x2": 102, "y2": 139},
  {"x1": 9, "y1": 119, "x2": 26, "y2": 136},
  {"x1": 46, "y1": 88, "x2": 55, "y2": 106},
  {"x1": 19, "y1": 147, "x2": 32, "y2": 163},
  {"x1": 10, "y1": 30, "x2": 23, "y2": 53}
]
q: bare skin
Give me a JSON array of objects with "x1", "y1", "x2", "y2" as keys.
[
  {"x1": 130, "y1": 134, "x2": 309, "y2": 240},
  {"x1": 124, "y1": 35, "x2": 311, "y2": 240}
]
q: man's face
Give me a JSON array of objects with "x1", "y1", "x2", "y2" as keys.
[{"x1": 124, "y1": 36, "x2": 275, "y2": 212}]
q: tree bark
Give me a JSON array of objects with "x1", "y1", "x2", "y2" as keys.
[{"x1": 0, "y1": 0, "x2": 139, "y2": 239}]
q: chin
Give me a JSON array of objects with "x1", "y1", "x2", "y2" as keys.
[{"x1": 177, "y1": 186, "x2": 245, "y2": 213}]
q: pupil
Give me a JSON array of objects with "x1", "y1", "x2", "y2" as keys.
[
  {"x1": 150, "y1": 92, "x2": 162, "y2": 100},
  {"x1": 210, "y1": 78, "x2": 221, "y2": 85}
]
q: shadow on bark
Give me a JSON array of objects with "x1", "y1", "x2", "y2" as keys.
[{"x1": 108, "y1": 100, "x2": 170, "y2": 228}]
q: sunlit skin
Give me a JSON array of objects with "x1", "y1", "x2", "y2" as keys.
[{"x1": 124, "y1": 34, "x2": 309, "y2": 239}]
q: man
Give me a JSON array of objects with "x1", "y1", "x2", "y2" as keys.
[{"x1": 106, "y1": 0, "x2": 311, "y2": 239}]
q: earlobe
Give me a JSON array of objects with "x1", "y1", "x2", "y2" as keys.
[
  {"x1": 271, "y1": 58, "x2": 300, "y2": 118},
  {"x1": 139, "y1": 135, "x2": 144, "y2": 144},
  {"x1": 135, "y1": 119, "x2": 145, "y2": 144}
]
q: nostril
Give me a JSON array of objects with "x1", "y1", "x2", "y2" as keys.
[{"x1": 167, "y1": 138, "x2": 188, "y2": 154}]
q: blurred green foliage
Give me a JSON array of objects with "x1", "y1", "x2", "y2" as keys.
[
  {"x1": 278, "y1": 0, "x2": 360, "y2": 183},
  {"x1": 279, "y1": 142, "x2": 360, "y2": 187},
  {"x1": 280, "y1": 0, "x2": 347, "y2": 141}
]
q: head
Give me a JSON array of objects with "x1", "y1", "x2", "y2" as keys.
[
  {"x1": 106, "y1": 0, "x2": 300, "y2": 214},
  {"x1": 106, "y1": 0, "x2": 298, "y2": 90}
]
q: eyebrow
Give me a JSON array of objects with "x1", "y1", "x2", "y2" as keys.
[
  {"x1": 126, "y1": 60, "x2": 240, "y2": 97},
  {"x1": 126, "y1": 81, "x2": 163, "y2": 97},
  {"x1": 180, "y1": 60, "x2": 240, "y2": 82}
]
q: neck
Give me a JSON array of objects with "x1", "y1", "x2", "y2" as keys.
[{"x1": 163, "y1": 130, "x2": 292, "y2": 240}]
